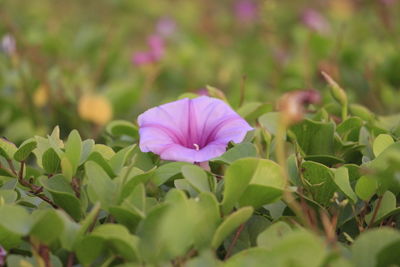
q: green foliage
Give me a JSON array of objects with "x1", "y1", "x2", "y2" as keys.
[{"x1": 1, "y1": 88, "x2": 400, "y2": 266}]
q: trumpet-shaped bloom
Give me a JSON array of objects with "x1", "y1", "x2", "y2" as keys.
[{"x1": 138, "y1": 96, "x2": 253, "y2": 162}]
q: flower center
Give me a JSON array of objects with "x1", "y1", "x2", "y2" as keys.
[{"x1": 193, "y1": 143, "x2": 200, "y2": 151}]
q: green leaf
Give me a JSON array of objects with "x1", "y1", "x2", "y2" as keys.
[
  {"x1": 30, "y1": 209, "x2": 64, "y2": 244},
  {"x1": 373, "y1": 134, "x2": 394, "y2": 157},
  {"x1": 65, "y1": 130, "x2": 82, "y2": 175},
  {"x1": 212, "y1": 143, "x2": 257, "y2": 165},
  {"x1": 61, "y1": 157, "x2": 73, "y2": 182},
  {"x1": 42, "y1": 148, "x2": 61, "y2": 173},
  {"x1": 333, "y1": 167, "x2": 357, "y2": 203},
  {"x1": 301, "y1": 161, "x2": 337, "y2": 206},
  {"x1": 87, "y1": 151, "x2": 116, "y2": 178},
  {"x1": 151, "y1": 162, "x2": 191, "y2": 186},
  {"x1": 257, "y1": 221, "x2": 293, "y2": 249},
  {"x1": 0, "y1": 189, "x2": 17, "y2": 203},
  {"x1": 355, "y1": 176, "x2": 378, "y2": 201},
  {"x1": 85, "y1": 161, "x2": 117, "y2": 209},
  {"x1": 222, "y1": 158, "x2": 285, "y2": 213},
  {"x1": 191, "y1": 193, "x2": 221, "y2": 249},
  {"x1": 75, "y1": 235, "x2": 105, "y2": 265},
  {"x1": 365, "y1": 191, "x2": 399, "y2": 225},
  {"x1": 237, "y1": 102, "x2": 272, "y2": 121},
  {"x1": 106, "y1": 120, "x2": 138, "y2": 138},
  {"x1": 39, "y1": 175, "x2": 82, "y2": 220},
  {"x1": 351, "y1": 228, "x2": 400, "y2": 267},
  {"x1": 229, "y1": 230, "x2": 326, "y2": 267},
  {"x1": 0, "y1": 137, "x2": 17, "y2": 160},
  {"x1": 291, "y1": 119, "x2": 335, "y2": 156},
  {"x1": 211, "y1": 206, "x2": 253, "y2": 249},
  {"x1": 258, "y1": 112, "x2": 281, "y2": 136},
  {"x1": 182, "y1": 165, "x2": 210, "y2": 193},
  {"x1": 377, "y1": 240, "x2": 400, "y2": 267},
  {"x1": 0, "y1": 204, "x2": 31, "y2": 235},
  {"x1": 91, "y1": 224, "x2": 140, "y2": 261},
  {"x1": 14, "y1": 138, "x2": 37, "y2": 162},
  {"x1": 79, "y1": 139, "x2": 94, "y2": 165},
  {"x1": 109, "y1": 145, "x2": 135, "y2": 174}
]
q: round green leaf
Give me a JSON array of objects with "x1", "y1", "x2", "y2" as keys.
[{"x1": 373, "y1": 134, "x2": 394, "y2": 157}]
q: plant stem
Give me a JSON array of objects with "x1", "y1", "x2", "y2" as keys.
[
  {"x1": 276, "y1": 115, "x2": 311, "y2": 228},
  {"x1": 224, "y1": 223, "x2": 245, "y2": 260},
  {"x1": 367, "y1": 195, "x2": 384, "y2": 228}
]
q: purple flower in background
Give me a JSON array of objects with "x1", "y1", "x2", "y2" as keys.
[
  {"x1": 138, "y1": 96, "x2": 253, "y2": 162},
  {"x1": 234, "y1": 0, "x2": 258, "y2": 22},
  {"x1": 301, "y1": 9, "x2": 330, "y2": 34},
  {"x1": 156, "y1": 17, "x2": 177, "y2": 37},
  {"x1": 197, "y1": 88, "x2": 209, "y2": 96},
  {"x1": 132, "y1": 51, "x2": 154, "y2": 65},
  {"x1": 147, "y1": 35, "x2": 165, "y2": 61},
  {"x1": 0, "y1": 246, "x2": 6, "y2": 266},
  {"x1": 1, "y1": 34, "x2": 16, "y2": 55},
  {"x1": 132, "y1": 35, "x2": 166, "y2": 66}
]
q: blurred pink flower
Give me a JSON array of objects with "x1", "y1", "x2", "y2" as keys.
[
  {"x1": 1, "y1": 34, "x2": 16, "y2": 55},
  {"x1": 0, "y1": 246, "x2": 6, "y2": 266},
  {"x1": 197, "y1": 88, "x2": 209, "y2": 96},
  {"x1": 234, "y1": 0, "x2": 258, "y2": 22},
  {"x1": 156, "y1": 17, "x2": 177, "y2": 37},
  {"x1": 301, "y1": 8, "x2": 330, "y2": 34},
  {"x1": 132, "y1": 51, "x2": 154, "y2": 65},
  {"x1": 132, "y1": 35, "x2": 166, "y2": 66},
  {"x1": 147, "y1": 35, "x2": 165, "y2": 61}
]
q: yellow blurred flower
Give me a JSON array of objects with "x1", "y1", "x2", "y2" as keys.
[
  {"x1": 329, "y1": 0, "x2": 354, "y2": 21},
  {"x1": 78, "y1": 94, "x2": 113, "y2": 126},
  {"x1": 33, "y1": 85, "x2": 49, "y2": 107}
]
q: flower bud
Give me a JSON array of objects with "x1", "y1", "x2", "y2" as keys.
[
  {"x1": 321, "y1": 71, "x2": 348, "y2": 107},
  {"x1": 277, "y1": 89, "x2": 321, "y2": 124}
]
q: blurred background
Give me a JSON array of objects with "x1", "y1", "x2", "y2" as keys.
[{"x1": 1, "y1": 0, "x2": 399, "y2": 142}]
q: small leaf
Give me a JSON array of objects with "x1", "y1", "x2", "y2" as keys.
[
  {"x1": 0, "y1": 137, "x2": 17, "y2": 160},
  {"x1": 39, "y1": 175, "x2": 82, "y2": 220},
  {"x1": 65, "y1": 130, "x2": 82, "y2": 175},
  {"x1": 301, "y1": 161, "x2": 337, "y2": 206},
  {"x1": 42, "y1": 148, "x2": 61, "y2": 173},
  {"x1": 30, "y1": 209, "x2": 64, "y2": 244},
  {"x1": 351, "y1": 228, "x2": 400, "y2": 267},
  {"x1": 211, "y1": 206, "x2": 253, "y2": 249},
  {"x1": 333, "y1": 167, "x2": 357, "y2": 203},
  {"x1": 257, "y1": 221, "x2": 292, "y2": 249},
  {"x1": 14, "y1": 138, "x2": 37, "y2": 162},
  {"x1": 85, "y1": 161, "x2": 117, "y2": 209},
  {"x1": 212, "y1": 143, "x2": 257, "y2": 165},
  {"x1": 373, "y1": 134, "x2": 394, "y2": 157},
  {"x1": 151, "y1": 162, "x2": 191, "y2": 186},
  {"x1": 106, "y1": 120, "x2": 138, "y2": 138},
  {"x1": 0, "y1": 205, "x2": 32, "y2": 235},
  {"x1": 222, "y1": 158, "x2": 285, "y2": 214},
  {"x1": 182, "y1": 165, "x2": 210, "y2": 193},
  {"x1": 365, "y1": 191, "x2": 398, "y2": 225},
  {"x1": 61, "y1": 157, "x2": 73, "y2": 182},
  {"x1": 355, "y1": 176, "x2": 378, "y2": 201},
  {"x1": 0, "y1": 189, "x2": 17, "y2": 203}
]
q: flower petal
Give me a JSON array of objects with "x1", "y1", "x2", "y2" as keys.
[{"x1": 138, "y1": 96, "x2": 253, "y2": 162}]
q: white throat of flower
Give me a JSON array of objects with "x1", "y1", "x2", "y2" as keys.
[{"x1": 193, "y1": 143, "x2": 200, "y2": 151}]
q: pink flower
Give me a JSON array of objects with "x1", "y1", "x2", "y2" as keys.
[
  {"x1": 301, "y1": 9, "x2": 330, "y2": 34},
  {"x1": 234, "y1": 0, "x2": 258, "y2": 23},
  {"x1": 156, "y1": 17, "x2": 177, "y2": 37},
  {"x1": 132, "y1": 35, "x2": 166, "y2": 66},
  {"x1": 138, "y1": 96, "x2": 253, "y2": 162}
]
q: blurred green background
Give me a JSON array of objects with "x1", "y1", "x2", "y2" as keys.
[{"x1": 1, "y1": 0, "x2": 399, "y2": 142}]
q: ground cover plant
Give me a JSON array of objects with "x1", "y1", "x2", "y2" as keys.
[
  {"x1": 1, "y1": 0, "x2": 400, "y2": 266},
  {"x1": 0, "y1": 78, "x2": 400, "y2": 266}
]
